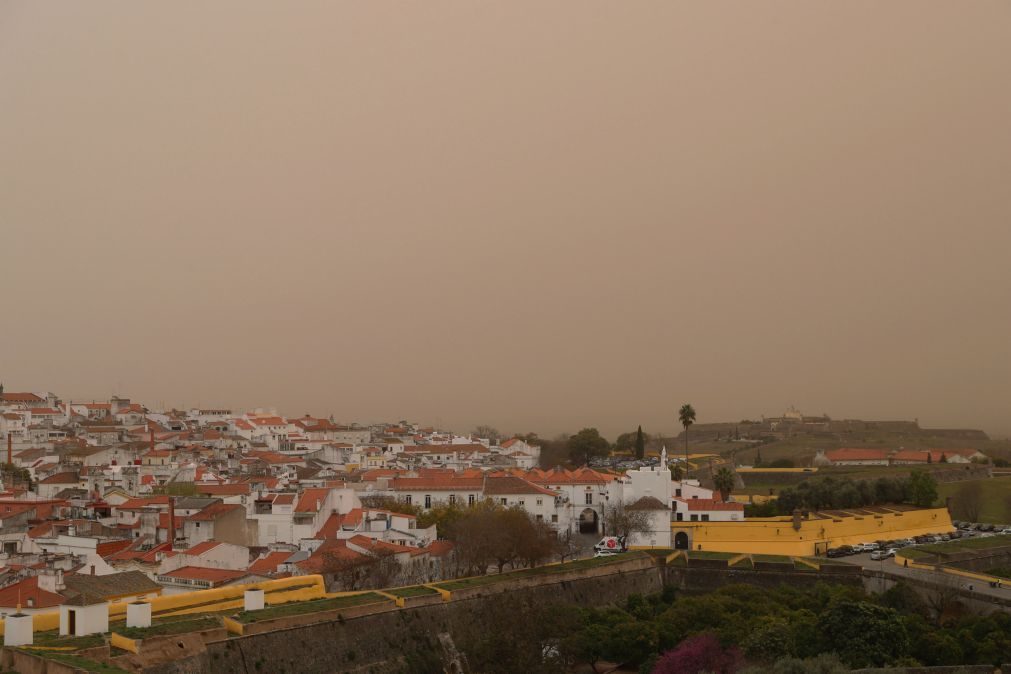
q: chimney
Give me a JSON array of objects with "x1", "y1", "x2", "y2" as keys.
[
  {"x1": 167, "y1": 496, "x2": 175, "y2": 551},
  {"x1": 6, "y1": 433, "x2": 11, "y2": 466},
  {"x1": 90, "y1": 565, "x2": 95, "y2": 576}
]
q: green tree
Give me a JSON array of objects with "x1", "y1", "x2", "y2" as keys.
[
  {"x1": 907, "y1": 469, "x2": 938, "y2": 507},
  {"x1": 815, "y1": 601, "x2": 909, "y2": 668},
  {"x1": 635, "y1": 425, "x2": 646, "y2": 460},
  {"x1": 678, "y1": 403, "x2": 696, "y2": 467},
  {"x1": 713, "y1": 467, "x2": 735, "y2": 502},
  {"x1": 568, "y1": 428, "x2": 611, "y2": 466},
  {"x1": 615, "y1": 429, "x2": 648, "y2": 456},
  {"x1": 742, "y1": 619, "x2": 794, "y2": 663}
]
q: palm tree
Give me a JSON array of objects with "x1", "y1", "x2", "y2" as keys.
[
  {"x1": 713, "y1": 467, "x2": 735, "y2": 502},
  {"x1": 678, "y1": 403, "x2": 696, "y2": 470}
]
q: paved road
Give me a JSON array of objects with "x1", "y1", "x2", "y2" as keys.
[{"x1": 842, "y1": 551, "x2": 1011, "y2": 602}]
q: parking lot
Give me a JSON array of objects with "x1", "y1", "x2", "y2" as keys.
[{"x1": 825, "y1": 522, "x2": 1011, "y2": 560}]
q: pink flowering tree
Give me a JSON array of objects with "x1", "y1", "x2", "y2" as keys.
[{"x1": 652, "y1": 633, "x2": 743, "y2": 674}]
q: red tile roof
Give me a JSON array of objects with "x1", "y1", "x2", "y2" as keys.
[
  {"x1": 296, "y1": 540, "x2": 365, "y2": 572},
  {"x1": 825, "y1": 448, "x2": 889, "y2": 462},
  {"x1": 39, "y1": 472, "x2": 80, "y2": 485},
  {"x1": 188, "y1": 503, "x2": 243, "y2": 521},
  {"x1": 96, "y1": 539, "x2": 134, "y2": 558},
  {"x1": 424, "y1": 540, "x2": 455, "y2": 557},
  {"x1": 482, "y1": 476, "x2": 557, "y2": 497},
  {"x1": 248, "y1": 551, "x2": 291, "y2": 576},
  {"x1": 315, "y1": 509, "x2": 364, "y2": 539},
  {"x1": 117, "y1": 496, "x2": 171, "y2": 511},
  {"x1": 347, "y1": 535, "x2": 418, "y2": 555},
  {"x1": 295, "y1": 488, "x2": 330, "y2": 513},
  {"x1": 0, "y1": 576, "x2": 65, "y2": 609},
  {"x1": 180, "y1": 541, "x2": 221, "y2": 556},
  {"x1": 893, "y1": 449, "x2": 981, "y2": 462},
  {"x1": 1, "y1": 392, "x2": 44, "y2": 403}
]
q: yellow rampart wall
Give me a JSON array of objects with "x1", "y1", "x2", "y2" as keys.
[
  {"x1": 676, "y1": 507, "x2": 953, "y2": 556},
  {"x1": 0, "y1": 575, "x2": 327, "y2": 636}
]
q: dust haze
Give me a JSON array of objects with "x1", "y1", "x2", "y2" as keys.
[{"x1": 1, "y1": 2, "x2": 1009, "y2": 438}]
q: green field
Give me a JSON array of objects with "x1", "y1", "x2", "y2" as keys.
[
  {"x1": 752, "y1": 554, "x2": 793, "y2": 564},
  {"x1": 117, "y1": 616, "x2": 221, "y2": 640},
  {"x1": 387, "y1": 585, "x2": 439, "y2": 598},
  {"x1": 937, "y1": 476, "x2": 1011, "y2": 523},
  {"x1": 899, "y1": 535, "x2": 1011, "y2": 560},
  {"x1": 236, "y1": 592, "x2": 389, "y2": 623},
  {"x1": 436, "y1": 554, "x2": 644, "y2": 591},
  {"x1": 687, "y1": 551, "x2": 736, "y2": 560}
]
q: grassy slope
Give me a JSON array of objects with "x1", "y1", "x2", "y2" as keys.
[
  {"x1": 937, "y1": 476, "x2": 1011, "y2": 523},
  {"x1": 686, "y1": 431, "x2": 1011, "y2": 469}
]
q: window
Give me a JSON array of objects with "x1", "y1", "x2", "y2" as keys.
[
  {"x1": 690, "y1": 514, "x2": 699, "y2": 522},
  {"x1": 518, "y1": 499, "x2": 524, "y2": 506},
  {"x1": 536, "y1": 498, "x2": 543, "y2": 506},
  {"x1": 468, "y1": 494, "x2": 475, "y2": 506},
  {"x1": 701, "y1": 514, "x2": 710, "y2": 522},
  {"x1": 448, "y1": 494, "x2": 456, "y2": 505},
  {"x1": 676, "y1": 512, "x2": 683, "y2": 521},
  {"x1": 551, "y1": 515, "x2": 558, "y2": 523},
  {"x1": 500, "y1": 498, "x2": 507, "y2": 506},
  {"x1": 536, "y1": 514, "x2": 543, "y2": 522},
  {"x1": 404, "y1": 495, "x2": 412, "y2": 505},
  {"x1": 675, "y1": 488, "x2": 682, "y2": 497},
  {"x1": 585, "y1": 493, "x2": 593, "y2": 505}
]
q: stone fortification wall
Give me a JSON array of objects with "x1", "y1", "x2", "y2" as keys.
[
  {"x1": 137, "y1": 555, "x2": 875, "y2": 674},
  {"x1": 188, "y1": 562, "x2": 666, "y2": 674}
]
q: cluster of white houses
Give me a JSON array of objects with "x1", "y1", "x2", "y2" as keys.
[{"x1": 0, "y1": 387, "x2": 745, "y2": 638}]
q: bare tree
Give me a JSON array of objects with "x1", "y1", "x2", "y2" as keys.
[
  {"x1": 951, "y1": 482, "x2": 983, "y2": 522},
  {"x1": 603, "y1": 501, "x2": 653, "y2": 544},
  {"x1": 554, "y1": 528, "x2": 582, "y2": 563},
  {"x1": 923, "y1": 571, "x2": 964, "y2": 626},
  {"x1": 321, "y1": 546, "x2": 399, "y2": 591},
  {"x1": 472, "y1": 425, "x2": 502, "y2": 442},
  {"x1": 517, "y1": 519, "x2": 558, "y2": 569}
]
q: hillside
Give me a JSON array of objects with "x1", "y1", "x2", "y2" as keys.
[{"x1": 656, "y1": 417, "x2": 1010, "y2": 468}]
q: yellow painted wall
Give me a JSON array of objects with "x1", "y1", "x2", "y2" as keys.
[
  {"x1": 0, "y1": 575, "x2": 327, "y2": 636},
  {"x1": 675, "y1": 507, "x2": 953, "y2": 556}
]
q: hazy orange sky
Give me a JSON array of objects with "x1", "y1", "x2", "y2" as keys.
[{"x1": 1, "y1": 3, "x2": 1009, "y2": 439}]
